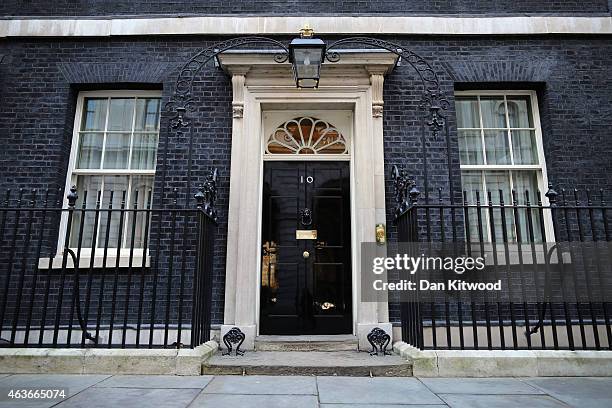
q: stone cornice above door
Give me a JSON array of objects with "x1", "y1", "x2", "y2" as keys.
[{"x1": 217, "y1": 50, "x2": 399, "y2": 87}]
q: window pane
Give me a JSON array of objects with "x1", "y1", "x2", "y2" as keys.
[
  {"x1": 107, "y1": 98, "x2": 134, "y2": 131},
  {"x1": 456, "y1": 97, "x2": 480, "y2": 128},
  {"x1": 458, "y1": 130, "x2": 483, "y2": 165},
  {"x1": 485, "y1": 171, "x2": 512, "y2": 204},
  {"x1": 513, "y1": 170, "x2": 542, "y2": 243},
  {"x1": 125, "y1": 176, "x2": 154, "y2": 248},
  {"x1": 484, "y1": 171, "x2": 515, "y2": 242},
  {"x1": 513, "y1": 171, "x2": 539, "y2": 204},
  {"x1": 81, "y1": 98, "x2": 107, "y2": 131},
  {"x1": 76, "y1": 133, "x2": 103, "y2": 169},
  {"x1": 98, "y1": 176, "x2": 129, "y2": 248},
  {"x1": 480, "y1": 97, "x2": 507, "y2": 128},
  {"x1": 461, "y1": 171, "x2": 484, "y2": 242},
  {"x1": 69, "y1": 175, "x2": 102, "y2": 248},
  {"x1": 484, "y1": 130, "x2": 511, "y2": 164},
  {"x1": 511, "y1": 130, "x2": 538, "y2": 165},
  {"x1": 103, "y1": 133, "x2": 130, "y2": 169},
  {"x1": 461, "y1": 171, "x2": 483, "y2": 204},
  {"x1": 506, "y1": 96, "x2": 533, "y2": 128},
  {"x1": 135, "y1": 98, "x2": 161, "y2": 131},
  {"x1": 131, "y1": 133, "x2": 158, "y2": 169}
]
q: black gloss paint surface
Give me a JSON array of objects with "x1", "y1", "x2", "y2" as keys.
[{"x1": 260, "y1": 161, "x2": 352, "y2": 334}]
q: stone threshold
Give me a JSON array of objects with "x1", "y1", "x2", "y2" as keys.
[
  {"x1": 0, "y1": 340, "x2": 218, "y2": 376},
  {"x1": 394, "y1": 341, "x2": 612, "y2": 377},
  {"x1": 255, "y1": 334, "x2": 358, "y2": 352},
  {"x1": 203, "y1": 350, "x2": 412, "y2": 376}
]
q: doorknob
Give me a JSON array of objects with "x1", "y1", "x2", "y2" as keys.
[{"x1": 303, "y1": 250, "x2": 310, "y2": 259}]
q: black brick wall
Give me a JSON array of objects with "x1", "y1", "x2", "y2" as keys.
[
  {"x1": 0, "y1": 35, "x2": 610, "y2": 327},
  {"x1": 1, "y1": 1, "x2": 610, "y2": 16}
]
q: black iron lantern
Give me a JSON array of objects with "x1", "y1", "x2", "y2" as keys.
[{"x1": 289, "y1": 25, "x2": 326, "y2": 89}]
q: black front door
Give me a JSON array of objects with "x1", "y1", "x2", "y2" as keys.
[{"x1": 260, "y1": 161, "x2": 352, "y2": 335}]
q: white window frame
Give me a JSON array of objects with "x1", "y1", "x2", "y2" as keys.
[
  {"x1": 456, "y1": 90, "x2": 553, "y2": 242},
  {"x1": 50, "y1": 90, "x2": 161, "y2": 266}
]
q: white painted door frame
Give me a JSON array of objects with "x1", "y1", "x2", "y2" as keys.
[
  {"x1": 258, "y1": 109, "x2": 354, "y2": 335},
  {"x1": 220, "y1": 53, "x2": 395, "y2": 350}
]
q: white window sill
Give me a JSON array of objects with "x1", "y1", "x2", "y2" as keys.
[{"x1": 38, "y1": 255, "x2": 150, "y2": 270}]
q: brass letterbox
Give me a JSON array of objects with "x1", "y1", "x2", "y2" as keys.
[{"x1": 296, "y1": 229, "x2": 318, "y2": 240}]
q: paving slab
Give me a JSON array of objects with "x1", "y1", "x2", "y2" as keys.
[
  {"x1": 317, "y1": 376, "x2": 443, "y2": 405},
  {"x1": 0, "y1": 398, "x2": 59, "y2": 408},
  {"x1": 55, "y1": 387, "x2": 201, "y2": 408},
  {"x1": 190, "y1": 393, "x2": 318, "y2": 408},
  {"x1": 438, "y1": 394, "x2": 567, "y2": 408},
  {"x1": 0, "y1": 374, "x2": 108, "y2": 389},
  {"x1": 202, "y1": 375, "x2": 316, "y2": 395},
  {"x1": 94, "y1": 375, "x2": 213, "y2": 389},
  {"x1": 320, "y1": 405, "x2": 448, "y2": 408},
  {"x1": 419, "y1": 377, "x2": 544, "y2": 394},
  {"x1": 0, "y1": 374, "x2": 108, "y2": 398},
  {"x1": 522, "y1": 377, "x2": 612, "y2": 408},
  {"x1": 2, "y1": 373, "x2": 611, "y2": 408},
  {"x1": 0, "y1": 374, "x2": 109, "y2": 408},
  {"x1": 0, "y1": 393, "x2": 67, "y2": 408}
]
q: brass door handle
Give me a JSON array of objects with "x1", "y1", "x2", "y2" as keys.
[{"x1": 303, "y1": 251, "x2": 310, "y2": 259}]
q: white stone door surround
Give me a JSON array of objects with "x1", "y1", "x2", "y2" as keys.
[{"x1": 218, "y1": 51, "x2": 398, "y2": 350}]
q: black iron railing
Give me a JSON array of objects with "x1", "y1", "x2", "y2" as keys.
[
  {"x1": 393, "y1": 172, "x2": 612, "y2": 351},
  {"x1": 0, "y1": 171, "x2": 218, "y2": 349}
]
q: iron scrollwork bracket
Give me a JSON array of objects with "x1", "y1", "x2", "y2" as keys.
[
  {"x1": 367, "y1": 327, "x2": 391, "y2": 356},
  {"x1": 420, "y1": 90, "x2": 448, "y2": 138},
  {"x1": 162, "y1": 37, "x2": 290, "y2": 205},
  {"x1": 195, "y1": 168, "x2": 219, "y2": 221},
  {"x1": 222, "y1": 327, "x2": 246, "y2": 356},
  {"x1": 168, "y1": 104, "x2": 192, "y2": 130},
  {"x1": 324, "y1": 37, "x2": 449, "y2": 138},
  {"x1": 167, "y1": 36, "x2": 289, "y2": 134},
  {"x1": 391, "y1": 165, "x2": 420, "y2": 219}
]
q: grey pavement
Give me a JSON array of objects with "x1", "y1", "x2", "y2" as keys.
[{"x1": 0, "y1": 374, "x2": 610, "y2": 407}]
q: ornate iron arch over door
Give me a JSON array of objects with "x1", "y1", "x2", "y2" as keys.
[{"x1": 163, "y1": 35, "x2": 451, "y2": 206}]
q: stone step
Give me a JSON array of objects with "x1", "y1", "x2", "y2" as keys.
[
  {"x1": 255, "y1": 335, "x2": 358, "y2": 352},
  {"x1": 202, "y1": 351, "x2": 412, "y2": 377}
]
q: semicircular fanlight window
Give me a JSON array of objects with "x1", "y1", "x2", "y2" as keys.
[{"x1": 265, "y1": 117, "x2": 348, "y2": 155}]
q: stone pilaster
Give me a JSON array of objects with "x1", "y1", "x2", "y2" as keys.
[{"x1": 224, "y1": 68, "x2": 249, "y2": 329}]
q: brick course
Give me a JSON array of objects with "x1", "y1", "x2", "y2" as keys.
[{"x1": 1, "y1": 1, "x2": 610, "y2": 16}]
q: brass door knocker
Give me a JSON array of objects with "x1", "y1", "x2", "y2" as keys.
[{"x1": 300, "y1": 208, "x2": 312, "y2": 226}]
